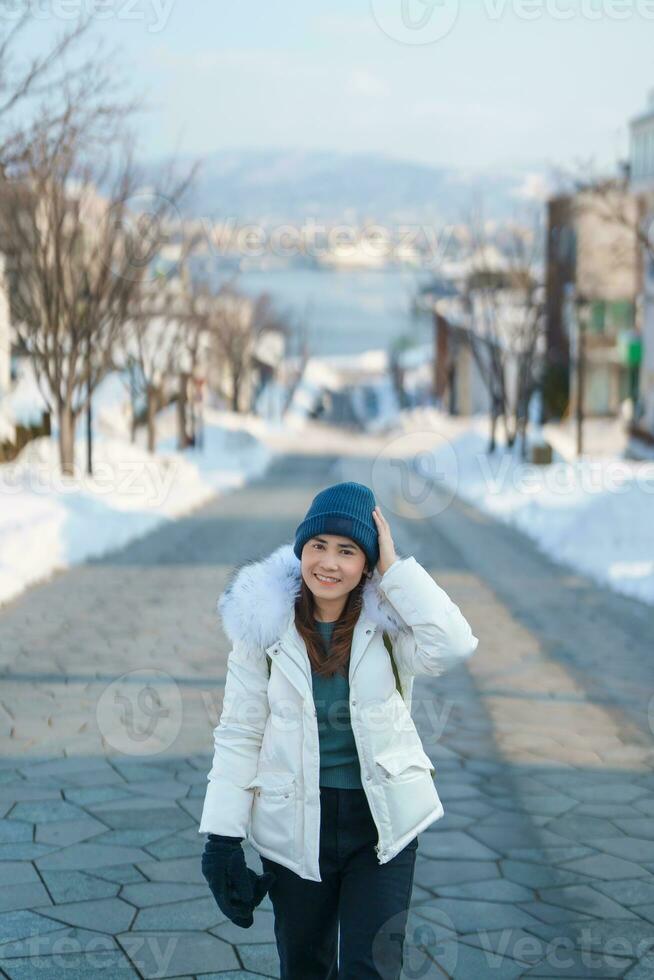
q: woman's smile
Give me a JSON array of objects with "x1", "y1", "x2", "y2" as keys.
[{"x1": 314, "y1": 572, "x2": 341, "y2": 586}]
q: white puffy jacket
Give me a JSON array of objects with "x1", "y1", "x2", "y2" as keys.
[{"x1": 198, "y1": 543, "x2": 479, "y2": 882}]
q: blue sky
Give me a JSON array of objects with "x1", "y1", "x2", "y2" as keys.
[{"x1": 26, "y1": 0, "x2": 653, "y2": 173}]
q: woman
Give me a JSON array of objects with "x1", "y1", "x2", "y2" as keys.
[{"x1": 200, "y1": 481, "x2": 479, "y2": 979}]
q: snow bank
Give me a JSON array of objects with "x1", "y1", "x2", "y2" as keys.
[
  {"x1": 400, "y1": 409, "x2": 654, "y2": 606},
  {"x1": 0, "y1": 400, "x2": 272, "y2": 608}
]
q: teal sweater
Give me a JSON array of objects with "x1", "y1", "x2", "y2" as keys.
[{"x1": 312, "y1": 618, "x2": 363, "y2": 790}]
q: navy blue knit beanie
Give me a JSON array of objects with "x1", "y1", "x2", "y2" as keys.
[{"x1": 293, "y1": 482, "x2": 379, "y2": 570}]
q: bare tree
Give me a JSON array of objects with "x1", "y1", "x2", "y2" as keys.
[
  {"x1": 461, "y1": 201, "x2": 546, "y2": 455},
  {"x1": 119, "y1": 264, "x2": 198, "y2": 455},
  {"x1": 281, "y1": 298, "x2": 311, "y2": 415},
  {"x1": 0, "y1": 80, "x2": 196, "y2": 473},
  {"x1": 0, "y1": 3, "x2": 136, "y2": 170},
  {"x1": 206, "y1": 280, "x2": 289, "y2": 414}
]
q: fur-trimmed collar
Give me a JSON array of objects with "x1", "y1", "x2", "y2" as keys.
[{"x1": 217, "y1": 542, "x2": 407, "y2": 656}]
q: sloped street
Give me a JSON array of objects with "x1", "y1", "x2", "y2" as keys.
[{"x1": 1, "y1": 433, "x2": 653, "y2": 979}]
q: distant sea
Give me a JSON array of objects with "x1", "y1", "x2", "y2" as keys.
[{"x1": 213, "y1": 264, "x2": 436, "y2": 359}]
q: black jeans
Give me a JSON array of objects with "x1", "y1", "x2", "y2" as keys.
[{"x1": 260, "y1": 785, "x2": 418, "y2": 980}]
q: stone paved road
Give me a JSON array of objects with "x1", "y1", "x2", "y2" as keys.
[{"x1": 1, "y1": 424, "x2": 654, "y2": 978}]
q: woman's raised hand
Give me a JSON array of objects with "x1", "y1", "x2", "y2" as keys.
[{"x1": 372, "y1": 505, "x2": 398, "y2": 577}]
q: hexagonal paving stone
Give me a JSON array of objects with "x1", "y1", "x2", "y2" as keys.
[
  {"x1": 457, "y1": 926, "x2": 549, "y2": 967},
  {"x1": 521, "y1": 946, "x2": 634, "y2": 976},
  {"x1": 625, "y1": 955, "x2": 654, "y2": 979},
  {"x1": 144, "y1": 834, "x2": 203, "y2": 860},
  {"x1": 588, "y1": 837, "x2": 654, "y2": 864},
  {"x1": 0, "y1": 863, "x2": 41, "y2": 886},
  {"x1": 39, "y1": 870, "x2": 119, "y2": 903},
  {"x1": 0, "y1": 843, "x2": 57, "y2": 861},
  {"x1": 538, "y1": 885, "x2": 637, "y2": 920},
  {"x1": 0, "y1": 909, "x2": 63, "y2": 946},
  {"x1": 35, "y1": 842, "x2": 152, "y2": 871},
  {"x1": 415, "y1": 858, "x2": 501, "y2": 890},
  {"x1": 1, "y1": 949, "x2": 139, "y2": 977},
  {"x1": 35, "y1": 816, "x2": 108, "y2": 847},
  {"x1": 134, "y1": 856, "x2": 204, "y2": 884},
  {"x1": 0, "y1": 926, "x2": 117, "y2": 960},
  {"x1": 419, "y1": 897, "x2": 544, "y2": 934},
  {"x1": 116, "y1": 929, "x2": 239, "y2": 978},
  {"x1": 9, "y1": 800, "x2": 87, "y2": 823},
  {"x1": 238, "y1": 942, "x2": 280, "y2": 978},
  {"x1": 592, "y1": 879, "x2": 654, "y2": 906},
  {"x1": 500, "y1": 859, "x2": 580, "y2": 889},
  {"x1": 0, "y1": 821, "x2": 33, "y2": 844},
  {"x1": 211, "y1": 908, "x2": 276, "y2": 944},
  {"x1": 518, "y1": 900, "x2": 596, "y2": 925},
  {"x1": 33, "y1": 897, "x2": 136, "y2": 934},
  {"x1": 430, "y1": 937, "x2": 526, "y2": 978},
  {"x1": 561, "y1": 853, "x2": 649, "y2": 881},
  {"x1": 133, "y1": 897, "x2": 225, "y2": 932},
  {"x1": 435, "y1": 878, "x2": 534, "y2": 902},
  {"x1": 91, "y1": 828, "x2": 170, "y2": 847},
  {"x1": 0, "y1": 882, "x2": 52, "y2": 914},
  {"x1": 419, "y1": 831, "x2": 501, "y2": 861},
  {"x1": 90, "y1": 864, "x2": 147, "y2": 885},
  {"x1": 62, "y1": 786, "x2": 134, "y2": 806},
  {"x1": 120, "y1": 882, "x2": 208, "y2": 908}
]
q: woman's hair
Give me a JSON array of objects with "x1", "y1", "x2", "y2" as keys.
[{"x1": 294, "y1": 562, "x2": 371, "y2": 678}]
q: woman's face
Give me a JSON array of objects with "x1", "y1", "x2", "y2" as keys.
[{"x1": 301, "y1": 534, "x2": 368, "y2": 601}]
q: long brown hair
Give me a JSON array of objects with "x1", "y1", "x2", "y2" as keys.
[{"x1": 295, "y1": 563, "x2": 372, "y2": 679}]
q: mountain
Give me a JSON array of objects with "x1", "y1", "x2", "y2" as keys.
[{"x1": 148, "y1": 148, "x2": 547, "y2": 226}]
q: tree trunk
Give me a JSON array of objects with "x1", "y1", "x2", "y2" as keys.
[
  {"x1": 503, "y1": 410, "x2": 516, "y2": 448},
  {"x1": 488, "y1": 411, "x2": 497, "y2": 453},
  {"x1": 146, "y1": 384, "x2": 159, "y2": 453},
  {"x1": 177, "y1": 372, "x2": 189, "y2": 449},
  {"x1": 129, "y1": 381, "x2": 138, "y2": 444},
  {"x1": 58, "y1": 403, "x2": 76, "y2": 476}
]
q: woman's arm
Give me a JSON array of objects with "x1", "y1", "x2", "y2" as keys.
[
  {"x1": 378, "y1": 555, "x2": 479, "y2": 677},
  {"x1": 199, "y1": 643, "x2": 270, "y2": 837}
]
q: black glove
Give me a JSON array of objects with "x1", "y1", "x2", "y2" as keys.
[{"x1": 201, "y1": 834, "x2": 276, "y2": 928}]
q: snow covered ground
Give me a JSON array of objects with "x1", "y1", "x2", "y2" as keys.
[
  {"x1": 0, "y1": 368, "x2": 275, "y2": 607},
  {"x1": 393, "y1": 408, "x2": 654, "y2": 607}
]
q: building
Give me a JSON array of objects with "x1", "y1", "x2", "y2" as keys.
[
  {"x1": 629, "y1": 89, "x2": 654, "y2": 439},
  {"x1": 545, "y1": 183, "x2": 640, "y2": 417}
]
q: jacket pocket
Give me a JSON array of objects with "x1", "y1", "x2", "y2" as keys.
[
  {"x1": 245, "y1": 770, "x2": 298, "y2": 862},
  {"x1": 373, "y1": 748, "x2": 438, "y2": 841},
  {"x1": 374, "y1": 747, "x2": 435, "y2": 780}
]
